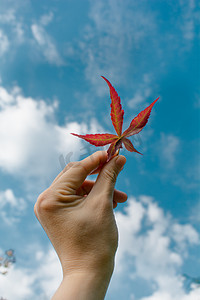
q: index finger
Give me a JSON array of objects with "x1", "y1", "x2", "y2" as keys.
[{"x1": 55, "y1": 151, "x2": 108, "y2": 192}]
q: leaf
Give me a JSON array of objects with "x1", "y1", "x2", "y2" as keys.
[
  {"x1": 71, "y1": 77, "x2": 159, "y2": 161},
  {"x1": 122, "y1": 137, "x2": 142, "y2": 155},
  {"x1": 122, "y1": 97, "x2": 159, "y2": 138},
  {"x1": 101, "y1": 76, "x2": 124, "y2": 136},
  {"x1": 71, "y1": 133, "x2": 118, "y2": 146}
]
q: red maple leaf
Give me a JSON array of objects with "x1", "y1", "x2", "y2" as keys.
[{"x1": 71, "y1": 76, "x2": 159, "y2": 161}]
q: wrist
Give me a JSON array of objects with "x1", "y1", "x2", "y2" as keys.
[
  {"x1": 59, "y1": 248, "x2": 116, "y2": 279},
  {"x1": 52, "y1": 268, "x2": 114, "y2": 300}
]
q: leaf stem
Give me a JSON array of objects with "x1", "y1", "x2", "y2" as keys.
[{"x1": 116, "y1": 149, "x2": 120, "y2": 156}]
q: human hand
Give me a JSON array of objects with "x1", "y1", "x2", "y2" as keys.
[{"x1": 34, "y1": 151, "x2": 127, "y2": 299}]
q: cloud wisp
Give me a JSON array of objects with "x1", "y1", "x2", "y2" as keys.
[
  {"x1": 31, "y1": 12, "x2": 65, "y2": 66},
  {"x1": 0, "y1": 30, "x2": 9, "y2": 57},
  {"x1": 157, "y1": 133, "x2": 180, "y2": 169},
  {"x1": 0, "y1": 189, "x2": 26, "y2": 225}
]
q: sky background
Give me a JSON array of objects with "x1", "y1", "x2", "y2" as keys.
[{"x1": 0, "y1": 0, "x2": 200, "y2": 299}]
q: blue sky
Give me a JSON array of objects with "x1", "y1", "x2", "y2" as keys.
[{"x1": 0, "y1": 0, "x2": 199, "y2": 299}]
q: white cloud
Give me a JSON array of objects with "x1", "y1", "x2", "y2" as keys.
[
  {"x1": 171, "y1": 223, "x2": 199, "y2": 252},
  {"x1": 34, "y1": 248, "x2": 62, "y2": 297},
  {"x1": 0, "y1": 84, "x2": 103, "y2": 190},
  {"x1": 112, "y1": 196, "x2": 200, "y2": 299},
  {"x1": 0, "y1": 265, "x2": 35, "y2": 299},
  {"x1": 31, "y1": 23, "x2": 64, "y2": 66},
  {"x1": 0, "y1": 247, "x2": 62, "y2": 300},
  {"x1": 0, "y1": 30, "x2": 9, "y2": 56},
  {"x1": 0, "y1": 86, "x2": 15, "y2": 107},
  {"x1": 141, "y1": 287, "x2": 200, "y2": 300},
  {"x1": 0, "y1": 189, "x2": 27, "y2": 225},
  {"x1": 158, "y1": 133, "x2": 180, "y2": 169}
]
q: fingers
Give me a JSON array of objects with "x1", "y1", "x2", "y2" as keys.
[
  {"x1": 53, "y1": 152, "x2": 106, "y2": 186},
  {"x1": 89, "y1": 155, "x2": 126, "y2": 204},
  {"x1": 89, "y1": 163, "x2": 105, "y2": 175},
  {"x1": 90, "y1": 151, "x2": 119, "y2": 175},
  {"x1": 52, "y1": 162, "x2": 75, "y2": 184},
  {"x1": 51, "y1": 151, "x2": 127, "y2": 211},
  {"x1": 77, "y1": 180, "x2": 127, "y2": 203},
  {"x1": 55, "y1": 151, "x2": 108, "y2": 192}
]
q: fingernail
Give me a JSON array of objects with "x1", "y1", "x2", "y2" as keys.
[{"x1": 115, "y1": 155, "x2": 126, "y2": 170}]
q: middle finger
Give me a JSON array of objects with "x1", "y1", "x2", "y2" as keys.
[{"x1": 77, "y1": 180, "x2": 128, "y2": 203}]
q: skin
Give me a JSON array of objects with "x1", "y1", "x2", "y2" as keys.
[{"x1": 34, "y1": 150, "x2": 127, "y2": 300}]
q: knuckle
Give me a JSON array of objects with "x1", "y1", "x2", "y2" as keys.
[
  {"x1": 63, "y1": 161, "x2": 75, "y2": 173},
  {"x1": 33, "y1": 202, "x2": 38, "y2": 218},
  {"x1": 66, "y1": 161, "x2": 74, "y2": 169},
  {"x1": 72, "y1": 162, "x2": 88, "y2": 174},
  {"x1": 34, "y1": 188, "x2": 53, "y2": 214}
]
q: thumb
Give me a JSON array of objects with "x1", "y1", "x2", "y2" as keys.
[{"x1": 91, "y1": 155, "x2": 126, "y2": 200}]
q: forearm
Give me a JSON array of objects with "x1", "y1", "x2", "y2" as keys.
[{"x1": 52, "y1": 270, "x2": 113, "y2": 300}]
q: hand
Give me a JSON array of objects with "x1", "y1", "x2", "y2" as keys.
[{"x1": 34, "y1": 151, "x2": 127, "y2": 299}]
